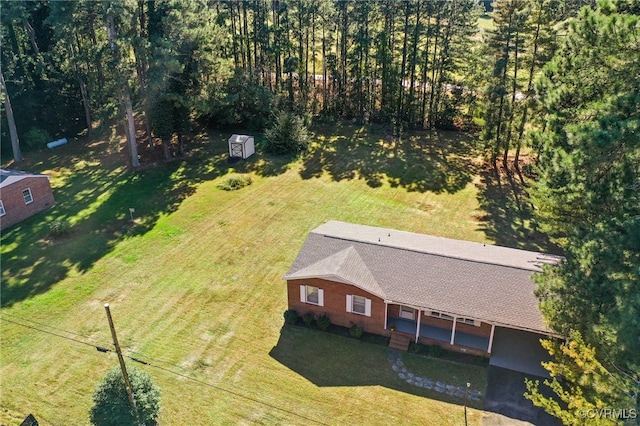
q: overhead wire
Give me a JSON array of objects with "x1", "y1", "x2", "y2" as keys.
[
  {"x1": 1, "y1": 314, "x2": 329, "y2": 425},
  {"x1": 1, "y1": 316, "x2": 111, "y2": 352},
  {"x1": 1, "y1": 312, "x2": 100, "y2": 341}
]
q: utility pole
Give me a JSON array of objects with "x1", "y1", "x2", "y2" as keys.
[{"x1": 104, "y1": 303, "x2": 140, "y2": 424}]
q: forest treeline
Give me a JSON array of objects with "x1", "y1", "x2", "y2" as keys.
[
  {"x1": 2, "y1": 0, "x2": 592, "y2": 165},
  {"x1": 1, "y1": 1, "x2": 639, "y2": 423}
]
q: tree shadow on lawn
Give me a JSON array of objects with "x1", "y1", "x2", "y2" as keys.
[
  {"x1": 269, "y1": 325, "x2": 485, "y2": 410},
  {"x1": 299, "y1": 124, "x2": 480, "y2": 194},
  {"x1": 0, "y1": 130, "x2": 278, "y2": 308},
  {"x1": 475, "y1": 165, "x2": 562, "y2": 255}
]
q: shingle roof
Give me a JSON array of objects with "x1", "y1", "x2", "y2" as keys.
[
  {"x1": 0, "y1": 168, "x2": 49, "y2": 188},
  {"x1": 284, "y1": 221, "x2": 562, "y2": 334}
]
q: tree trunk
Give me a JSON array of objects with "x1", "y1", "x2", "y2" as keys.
[
  {"x1": 396, "y1": 2, "x2": 410, "y2": 122},
  {"x1": 67, "y1": 39, "x2": 93, "y2": 137},
  {"x1": 107, "y1": 14, "x2": 140, "y2": 168},
  {"x1": 503, "y1": 30, "x2": 521, "y2": 172},
  {"x1": 123, "y1": 90, "x2": 140, "y2": 167},
  {"x1": 0, "y1": 69, "x2": 22, "y2": 163}
]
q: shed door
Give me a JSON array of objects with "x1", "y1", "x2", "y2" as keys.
[{"x1": 230, "y1": 142, "x2": 243, "y2": 158}]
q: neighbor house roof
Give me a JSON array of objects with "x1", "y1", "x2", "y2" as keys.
[
  {"x1": 0, "y1": 168, "x2": 50, "y2": 189},
  {"x1": 284, "y1": 221, "x2": 562, "y2": 334}
]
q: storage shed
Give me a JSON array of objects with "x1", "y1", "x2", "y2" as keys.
[{"x1": 228, "y1": 134, "x2": 255, "y2": 159}]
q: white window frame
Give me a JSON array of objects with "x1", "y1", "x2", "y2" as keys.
[
  {"x1": 399, "y1": 305, "x2": 415, "y2": 320},
  {"x1": 22, "y1": 188, "x2": 33, "y2": 205},
  {"x1": 430, "y1": 311, "x2": 454, "y2": 321},
  {"x1": 430, "y1": 310, "x2": 480, "y2": 326},
  {"x1": 0, "y1": 200, "x2": 5, "y2": 216},
  {"x1": 300, "y1": 285, "x2": 324, "y2": 306},
  {"x1": 462, "y1": 317, "x2": 481, "y2": 327},
  {"x1": 346, "y1": 295, "x2": 371, "y2": 317}
]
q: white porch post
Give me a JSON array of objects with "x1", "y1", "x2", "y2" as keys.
[
  {"x1": 415, "y1": 310, "x2": 422, "y2": 343},
  {"x1": 450, "y1": 317, "x2": 457, "y2": 345},
  {"x1": 384, "y1": 301, "x2": 388, "y2": 329},
  {"x1": 487, "y1": 323, "x2": 496, "y2": 354}
]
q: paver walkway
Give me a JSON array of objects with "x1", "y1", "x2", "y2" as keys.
[{"x1": 388, "y1": 349, "x2": 483, "y2": 402}]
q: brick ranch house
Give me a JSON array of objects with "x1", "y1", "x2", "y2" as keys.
[
  {"x1": 284, "y1": 221, "x2": 563, "y2": 376},
  {"x1": 0, "y1": 168, "x2": 55, "y2": 230}
]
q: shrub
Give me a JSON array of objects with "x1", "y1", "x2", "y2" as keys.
[
  {"x1": 429, "y1": 344, "x2": 443, "y2": 358},
  {"x1": 302, "y1": 312, "x2": 315, "y2": 326},
  {"x1": 49, "y1": 219, "x2": 71, "y2": 237},
  {"x1": 264, "y1": 111, "x2": 310, "y2": 155},
  {"x1": 316, "y1": 314, "x2": 331, "y2": 331},
  {"x1": 90, "y1": 366, "x2": 161, "y2": 426},
  {"x1": 349, "y1": 324, "x2": 363, "y2": 339},
  {"x1": 216, "y1": 174, "x2": 253, "y2": 191},
  {"x1": 24, "y1": 127, "x2": 52, "y2": 149},
  {"x1": 411, "y1": 342, "x2": 426, "y2": 354},
  {"x1": 283, "y1": 309, "x2": 299, "y2": 325}
]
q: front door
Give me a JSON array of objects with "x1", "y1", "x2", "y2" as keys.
[{"x1": 230, "y1": 142, "x2": 243, "y2": 158}]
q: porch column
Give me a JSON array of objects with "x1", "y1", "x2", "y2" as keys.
[
  {"x1": 384, "y1": 301, "x2": 388, "y2": 330},
  {"x1": 487, "y1": 323, "x2": 496, "y2": 354},
  {"x1": 415, "y1": 310, "x2": 422, "y2": 343},
  {"x1": 450, "y1": 317, "x2": 457, "y2": 345}
]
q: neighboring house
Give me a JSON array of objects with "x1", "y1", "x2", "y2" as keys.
[
  {"x1": 284, "y1": 221, "x2": 562, "y2": 376},
  {"x1": 0, "y1": 168, "x2": 55, "y2": 230}
]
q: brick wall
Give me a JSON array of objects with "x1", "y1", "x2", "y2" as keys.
[
  {"x1": 287, "y1": 278, "x2": 389, "y2": 336},
  {"x1": 0, "y1": 177, "x2": 55, "y2": 230},
  {"x1": 420, "y1": 315, "x2": 492, "y2": 338}
]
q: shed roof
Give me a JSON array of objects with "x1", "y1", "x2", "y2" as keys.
[
  {"x1": 0, "y1": 168, "x2": 50, "y2": 189},
  {"x1": 228, "y1": 134, "x2": 252, "y2": 143},
  {"x1": 284, "y1": 221, "x2": 562, "y2": 334}
]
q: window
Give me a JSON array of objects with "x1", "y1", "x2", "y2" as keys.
[
  {"x1": 462, "y1": 318, "x2": 480, "y2": 327},
  {"x1": 0, "y1": 201, "x2": 5, "y2": 216},
  {"x1": 399, "y1": 305, "x2": 415, "y2": 320},
  {"x1": 430, "y1": 311, "x2": 480, "y2": 326},
  {"x1": 352, "y1": 295, "x2": 366, "y2": 314},
  {"x1": 346, "y1": 295, "x2": 371, "y2": 317},
  {"x1": 430, "y1": 311, "x2": 454, "y2": 321},
  {"x1": 300, "y1": 285, "x2": 324, "y2": 306},
  {"x1": 22, "y1": 188, "x2": 33, "y2": 204}
]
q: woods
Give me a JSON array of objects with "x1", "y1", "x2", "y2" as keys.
[
  {"x1": 1, "y1": 1, "x2": 638, "y2": 424},
  {"x1": 1, "y1": 0, "x2": 570, "y2": 161}
]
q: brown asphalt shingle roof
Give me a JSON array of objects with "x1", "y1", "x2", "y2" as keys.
[{"x1": 284, "y1": 221, "x2": 562, "y2": 334}]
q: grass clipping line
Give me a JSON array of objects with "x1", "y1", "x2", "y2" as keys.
[{"x1": 217, "y1": 173, "x2": 253, "y2": 191}]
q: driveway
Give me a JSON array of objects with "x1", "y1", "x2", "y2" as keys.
[{"x1": 483, "y1": 366, "x2": 561, "y2": 426}]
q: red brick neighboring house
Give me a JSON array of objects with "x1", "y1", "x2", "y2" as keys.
[
  {"x1": 0, "y1": 168, "x2": 55, "y2": 230},
  {"x1": 284, "y1": 221, "x2": 563, "y2": 376}
]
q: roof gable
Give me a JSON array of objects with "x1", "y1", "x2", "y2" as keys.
[{"x1": 284, "y1": 246, "x2": 385, "y2": 298}]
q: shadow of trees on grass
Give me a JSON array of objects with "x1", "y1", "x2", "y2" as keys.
[
  {"x1": 475, "y1": 166, "x2": 561, "y2": 254},
  {"x1": 269, "y1": 325, "x2": 484, "y2": 410},
  {"x1": 300, "y1": 124, "x2": 480, "y2": 194},
  {"x1": 0, "y1": 129, "x2": 282, "y2": 308}
]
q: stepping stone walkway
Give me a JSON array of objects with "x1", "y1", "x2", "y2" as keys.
[{"x1": 387, "y1": 350, "x2": 483, "y2": 402}]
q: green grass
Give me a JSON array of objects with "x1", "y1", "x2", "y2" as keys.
[{"x1": 1, "y1": 124, "x2": 493, "y2": 425}]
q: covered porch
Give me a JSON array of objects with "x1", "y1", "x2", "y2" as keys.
[{"x1": 385, "y1": 304, "x2": 495, "y2": 356}]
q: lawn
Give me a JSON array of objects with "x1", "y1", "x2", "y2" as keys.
[{"x1": 2, "y1": 124, "x2": 494, "y2": 425}]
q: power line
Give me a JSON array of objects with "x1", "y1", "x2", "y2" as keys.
[
  {"x1": 1, "y1": 315, "x2": 328, "y2": 425},
  {"x1": 123, "y1": 354, "x2": 329, "y2": 425},
  {"x1": 1, "y1": 312, "x2": 99, "y2": 341},
  {"x1": 1, "y1": 316, "x2": 112, "y2": 353}
]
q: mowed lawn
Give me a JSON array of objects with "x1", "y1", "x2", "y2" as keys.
[{"x1": 1, "y1": 125, "x2": 491, "y2": 425}]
